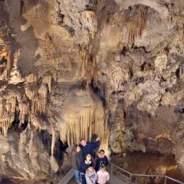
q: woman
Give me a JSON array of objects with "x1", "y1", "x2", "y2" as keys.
[{"x1": 80, "y1": 154, "x2": 94, "y2": 184}]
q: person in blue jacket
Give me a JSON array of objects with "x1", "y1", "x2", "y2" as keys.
[
  {"x1": 80, "y1": 137, "x2": 100, "y2": 159},
  {"x1": 80, "y1": 154, "x2": 94, "y2": 184},
  {"x1": 95, "y1": 149, "x2": 109, "y2": 171}
]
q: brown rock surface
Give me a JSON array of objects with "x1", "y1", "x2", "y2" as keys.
[{"x1": 0, "y1": 0, "x2": 184, "y2": 182}]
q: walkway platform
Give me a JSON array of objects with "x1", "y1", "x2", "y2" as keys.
[
  {"x1": 58, "y1": 168, "x2": 74, "y2": 184},
  {"x1": 109, "y1": 174, "x2": 126, "y2": 184}
]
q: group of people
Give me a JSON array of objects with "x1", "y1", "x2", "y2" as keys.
[{"x1": 72, "y1": 138, "x2": 110, "y2": 184}]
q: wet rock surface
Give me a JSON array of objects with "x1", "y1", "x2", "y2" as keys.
[{"x1": 0, "y1": 0, "x2": 184, "y2": 182}]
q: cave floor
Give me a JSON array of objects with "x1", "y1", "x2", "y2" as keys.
[{"x1": 111, "y1": 152, "x2": 184, "y2": 184}]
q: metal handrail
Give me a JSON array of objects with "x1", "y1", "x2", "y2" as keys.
[{"x1": 109, "y1": 162, "x2": 184, "y2": 184}]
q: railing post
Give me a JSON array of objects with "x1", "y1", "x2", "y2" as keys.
[
  {"x1": 164, "y1": 177, "x2": 167, "y2": 184},
  {"x1": 129, "y1": 174, "x2": 132, "y2": 184},
  {"x1": 111, "y1": 163, "x2": 113, "y2": 175}
]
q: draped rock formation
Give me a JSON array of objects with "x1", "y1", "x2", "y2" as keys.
[{"x1": 0, "y1": 0, "x2": 184, "y2": 183}]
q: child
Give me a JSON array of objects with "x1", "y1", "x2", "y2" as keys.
[
  {"x1": 85, "y1": 166, "x2": 97, "y2": 184},
  {"x1": 97, "y1": 165, "x2": 110, "y2": 184},
  {"x1": 80, "y1": 154, "x2": 94, "y2": 184},
  {"x1": 95, "y1": 150, "x2": 109, "y2": 171}
]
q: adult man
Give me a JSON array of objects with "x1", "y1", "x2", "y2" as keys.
[
  {"x1": 72, "y1": 145, "x2": 83, "y2": 184},
  {"x1": 80, "y1": 137, "x2": 100, "y2": 158}
]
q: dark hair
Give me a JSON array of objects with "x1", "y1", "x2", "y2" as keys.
[
  {"x1": 72, "y1": 148, "x2": 77, "y2": 155},
  {"x1": 100, "y1": 164, "x2": 105, "y2": 169},
  {"x1": 100, "y1": 149, "x2": 105, "y2": 153},
  {"x1": 86, "y1": 153, "x2": 92, "y2": 159}
]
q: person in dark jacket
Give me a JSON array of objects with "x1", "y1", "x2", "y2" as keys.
[
  {"x1": 80, "y1": 154, "x2": 94, "y2": 184},
  {"x1": 80, "y1": 138, "x2": 100, "y2": 159},
  {"x1": 95, "y1": 150, "x2": 109, "y2": 171},
  {"x1": 72, "y1": 145, "x2": 83, "y2": 184}
]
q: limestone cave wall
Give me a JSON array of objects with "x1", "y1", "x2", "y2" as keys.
[{"x1": 0, "y1": 0, "x2": 184, "y2": 182}]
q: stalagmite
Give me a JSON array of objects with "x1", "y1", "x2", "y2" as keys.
[
  {"x1": 50, "y1": 128, "x2": 59, "y2": 173},
  {"x1": 28, "y1": 130, "x2": 34, "y2": 155},
  {"x1": 27, "y1": 130, "x2": 41, "y2": 177}
]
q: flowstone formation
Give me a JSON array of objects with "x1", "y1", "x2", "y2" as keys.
[{"x1": 0, "y1": 0, "x2": 184, "y2": 182}]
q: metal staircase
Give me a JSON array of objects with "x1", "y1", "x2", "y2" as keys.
[{"x1": 59, "y1": 162, "x2": 184, "y2": 184}]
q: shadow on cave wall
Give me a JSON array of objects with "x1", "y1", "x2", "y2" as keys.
[
  {"x1": 40, "y1": 130, "x2": 68, "y2": 166},
  {"x1": 0, "y1": 178, "x2": 15, "y2": 184}
]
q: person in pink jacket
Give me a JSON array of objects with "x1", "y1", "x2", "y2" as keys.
[{"x1": 97, "y1": 165, "x2": 110, "y2": 184}]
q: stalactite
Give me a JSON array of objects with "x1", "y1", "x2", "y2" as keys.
[
  {"x1": 137, "y1": 6, "x2": 147, "y2": 38},
  {"x1": 6, "y1": 48, "x2": 12, "y2": 76},
  {"x1": 43, "y1": 75, "x2": 52, "y2": 93},
  {"x1": 19, "y1": 95, "x2": 30, "y2": 124},
  {"x1": 0, "y1": 116, "x2": 14, "y2": 136},
  {"x1": 92, "y1": 57, "x2": 99, "y2": 87},
  {"x1": 0, "y1": 42, "x2": 8, "y2": 77},
  {"x1": 79, "y1": 45, "x2": 88, "y2": 78},
  {"x1": 127, "y1": 6, "x2": 148, "y2": 47},
  {"x1": 127, "y1": 22, "x2": 137, "y2": 47},
  {"x1": 30, "y1": 114, "x2": 42, "y2": 130},
  {"x1": 30, "y1": 83, "x2": 48, "y2": 114},
  {"x1": 26, "y1": 74, "x2": 37, "y2": 84},
  {"x1": 64, "y1": 107, "x2": 94, "y2": 146},
  {"x1": 0, "y1": 96, "x2": 16, "y2": 136},
  {"x1": 79, "y1": 44, "x2": 95, "y2": 84},
  {"x1": 8, "y1": 97, "x2": 16, "y2": 113},
  {"x1": 38, "y1": 83, "x2": 47, "y2": 114},
  {"x1": 59, "y1": 120, "x2": 67, "y2": 143},
  {"x1": 109, "y1": 63, "x2": 124, "y2": 91},
  {"x1": 64, "y1": 104, "x2": 109, "y2": 154},
  {"x1": 51, "y1": 128, "x2": 55, "y2": 156},
  {"x1": 31, "y1": 96, "x2": 39, "y2": 114},
  {"x1": 25, "y1": 85, "x2": 38, "y2": 101},
  {"x1": 82, "y1": 11, "x2": 97, "y2": 39},
  {"x1": 0, "y1": 98, "x2": 5, "y2": 118}
]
